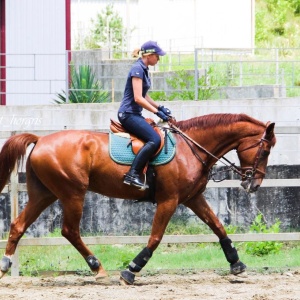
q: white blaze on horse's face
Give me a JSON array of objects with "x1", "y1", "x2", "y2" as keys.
[{"x1": 238, "y1": 123, "x2": 276, "y2": 193}]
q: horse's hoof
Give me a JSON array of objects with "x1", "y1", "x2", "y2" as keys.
[
  {"x1": 95, "y1": 272, "x2": 109, "y2": 281},
  {"x1": 120, "y1": 277, "x2": 130, "y2": 286},
  {"x1": 236, "y1": 271, "x2": 248, "y2": 278},
  {"x1": 230, "y1": 261, "x2": 247, "y2": 275},
  {"x1": 0, "y1": 270, "x2": 7, "y2": 279},
  {"x1": 120, "y1": 270, "x2": 135, "y2": 285}
]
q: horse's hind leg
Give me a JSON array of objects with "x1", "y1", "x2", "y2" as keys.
[
  {"x1": 0, "y1": 169, "x2": 57, "y2": 278},
  {"x1": 59, "y1": 195, "x2": 108, "y2": 279},
  {"x1": 184, "y1": 193, "x2": 246, "y2": 275}
]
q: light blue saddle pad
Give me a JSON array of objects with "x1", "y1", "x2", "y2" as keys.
[{"x1": 109, "y1": 131, "x2": 176, "y2": 165}]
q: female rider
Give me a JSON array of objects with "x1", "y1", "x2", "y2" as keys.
[{"x1": 118, "y1": 40, "x2": 172, "y2": 189}]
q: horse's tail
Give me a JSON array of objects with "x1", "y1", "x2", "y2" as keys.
[{"x1": 0, "y1": 133, "x2": 39, "y2": 192}]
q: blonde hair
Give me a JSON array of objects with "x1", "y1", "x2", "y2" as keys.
[{"x1": 131, "y1": 48, "x2": 153, "y2": 58}]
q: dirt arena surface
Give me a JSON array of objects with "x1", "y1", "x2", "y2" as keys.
[{"x1": 1, "y1": 269, "x2": 300, "y2": 300}]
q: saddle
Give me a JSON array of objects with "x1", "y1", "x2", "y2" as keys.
[{"x1": 110, "y1": 118, "x2": 165, "y2": 156}]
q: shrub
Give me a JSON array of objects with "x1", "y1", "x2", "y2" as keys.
[
  {"x1": 244, "y1": 214, "x2": 283, "y2": 256},
  {"x1": 54, "y1": 65, "x2": 110, "y2": 104}
]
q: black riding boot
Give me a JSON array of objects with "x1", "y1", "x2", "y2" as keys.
[{"x1": 124, "y1": 141, "x2": 157, "y2": 189}]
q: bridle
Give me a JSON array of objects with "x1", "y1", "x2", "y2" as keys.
[
  {"x1": 165, "y1": 122, "x2": 272, "y2": 182},
  {"x1": 235, "y1": 137, "x2": 272, "y2": 180}
]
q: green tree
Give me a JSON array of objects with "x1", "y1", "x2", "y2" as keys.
[{"x1": 84, "y1": 4, "x2": 129, "y2": 56}]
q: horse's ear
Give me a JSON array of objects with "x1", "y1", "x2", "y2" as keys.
[{"x1": 265, "y1": 122, "x2": 275, "y2": 139}]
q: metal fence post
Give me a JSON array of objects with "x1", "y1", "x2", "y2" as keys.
[{"x1": 194, "y1": 48, "x2": 198, "y2": 100}]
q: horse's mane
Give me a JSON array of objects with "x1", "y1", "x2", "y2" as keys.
[{"x1": 174, "y1": 113, "x2": 265, "y2": 130}]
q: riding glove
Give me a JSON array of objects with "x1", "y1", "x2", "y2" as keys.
[
  {"x1": 155, "y1": 110, "x2": 169, "y2": 122},
  {"x1": 158, "y1": 105, "x2": 172, "y2": 116}
]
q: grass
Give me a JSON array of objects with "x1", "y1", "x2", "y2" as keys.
[
  {"x1": 12, "y1": 241, "x2": 300, "y2": 277},
  {"x1": 3, "y1": 218, "x2": 299, "y2": 277}
]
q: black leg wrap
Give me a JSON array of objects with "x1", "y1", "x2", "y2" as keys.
[
  {"x1": 120, "y1": 269, "x2": 135, "y2": 285},
  {"x1": 230, "y1": 261, "x2": 247, "y2": 275},
  {"x1": 1, "y1": 256, "x2": 12, "y2": 272},
  {"x1": 85, "y1": 255, "x2": 100, "y2": 270},
  {"x1": 128, "y1": 247, "x2": 152, "y2": 272},
  {"x1": 220, "y1": 237, "x2": 239, "y2": 264}
]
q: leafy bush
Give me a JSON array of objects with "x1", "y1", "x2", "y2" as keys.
[
  {"x1": 165, "y1": 69, "x2": 195, "y2": 100},
  {"x1": 148, "y1": 91, "x2": 168, "y2": 101},
  {"x1": 54, "y1": 65, "x2": 110, "y2": 104},
  {"x1": 244, "y1": 214, "x2": 283, "y2": 256},
  {"x1": 150, "y1": 67, "x2": 224, "y2": 101}
]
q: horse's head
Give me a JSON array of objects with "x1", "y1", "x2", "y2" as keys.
[{"x1": 237, "y1": 122, "x2": 276, "y2": 193}]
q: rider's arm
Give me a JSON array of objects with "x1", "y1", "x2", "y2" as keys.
[{"x1": 132, "y1": 77, "x2": 159, "y2": 113}]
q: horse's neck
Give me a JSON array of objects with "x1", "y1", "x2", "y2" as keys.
[{"x1": 185, "y1": 123, "x2": 260, "y2": 158}]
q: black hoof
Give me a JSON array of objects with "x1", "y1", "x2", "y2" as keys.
[
  {"x1": 120, "y1": 270, "x2": 135, "y2": 285},
  {"x1": 230, "y1": 261, "x2": 247, "y2": 275}
]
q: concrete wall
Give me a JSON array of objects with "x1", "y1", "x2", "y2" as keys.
[
  {"x1": 0, "y1": 165, "x2": 299, "y2": 238},
  {"x1": 1, "y1": 98, "x2": 299, "y2": 165}
]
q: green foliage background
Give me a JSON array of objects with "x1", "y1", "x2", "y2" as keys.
[{"x1": 256, "y1": 0, "x2": 300, "y2": 47}]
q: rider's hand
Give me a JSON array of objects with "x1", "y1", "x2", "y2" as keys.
[
  {"x1": 155, "y1": 110, "x2": 169, "y2": 122},
  {"x1": 158, "y1": 105, "x2": 172, "y2": 116}
]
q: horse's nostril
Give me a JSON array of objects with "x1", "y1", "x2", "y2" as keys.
[
  {"x1": 254, "y1": 184, "x2": 260, "y2": 191},
  {"x1": 250, "y1": 184, "x2": 260, "y2": 193}
]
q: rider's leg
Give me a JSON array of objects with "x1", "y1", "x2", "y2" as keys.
[
  {"x1": 124, "y1": 141, "x2": 157, "y2": 188},
  {"x1": 118, "y1": 113, "x2": 160, "y2": 189}
]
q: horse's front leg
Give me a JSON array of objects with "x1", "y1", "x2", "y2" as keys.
[
  {"x1": 59, "y1": 196, "x2": 108, "y2": 280},
  {"x1": 184, "y1": 193, "x2": 246, "y2": 275},
  {"x1": 120, "y1": 199, "x2": 177, "y2": 285}
]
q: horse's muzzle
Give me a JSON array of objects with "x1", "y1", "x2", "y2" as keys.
[{"x1": 240, "y1": 179, "x2": 261, "y2": 193}]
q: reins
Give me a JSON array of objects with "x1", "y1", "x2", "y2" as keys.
[
  {"x1": 162, "y1": 122, "x2": 246, "y2": 180},
  {"x1": 156, "y1": 120, "x2": 272, "y2": 182}
]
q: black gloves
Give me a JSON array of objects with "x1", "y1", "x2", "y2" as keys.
[
  {"x1": 158, "y1": 105, "x2": 172, "y2": 116},
  {"x1": 155, "y1": 110, "x2": 169, "y2": 122}
]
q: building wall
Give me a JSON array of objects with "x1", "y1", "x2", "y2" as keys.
[{"x1": 4, "y1": 0, "x2": 68, "y2": 105}]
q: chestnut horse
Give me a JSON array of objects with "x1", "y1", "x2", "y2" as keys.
[{"x1": 0, "y1": 113, "x2": 276, "y2": 284}]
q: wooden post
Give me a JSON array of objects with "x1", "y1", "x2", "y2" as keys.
[
  {"x1": 10, "y1": 165, "x2": 19, "y2": 277},
  {"x1": 111, "y1": 79, "x2": 114, "y2": 102}
]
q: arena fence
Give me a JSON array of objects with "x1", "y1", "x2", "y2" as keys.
[{"x1": 1, "y1": 167, "x2": 300, "y2": 276}]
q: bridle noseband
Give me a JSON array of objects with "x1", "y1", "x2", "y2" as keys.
[{"x1": 236, "y1": 137, "x2": 271, "y2": 180}]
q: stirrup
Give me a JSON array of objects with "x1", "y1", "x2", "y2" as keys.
[{"x1": 123, "y1": 173, "x2": 149, "y2": 190}]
